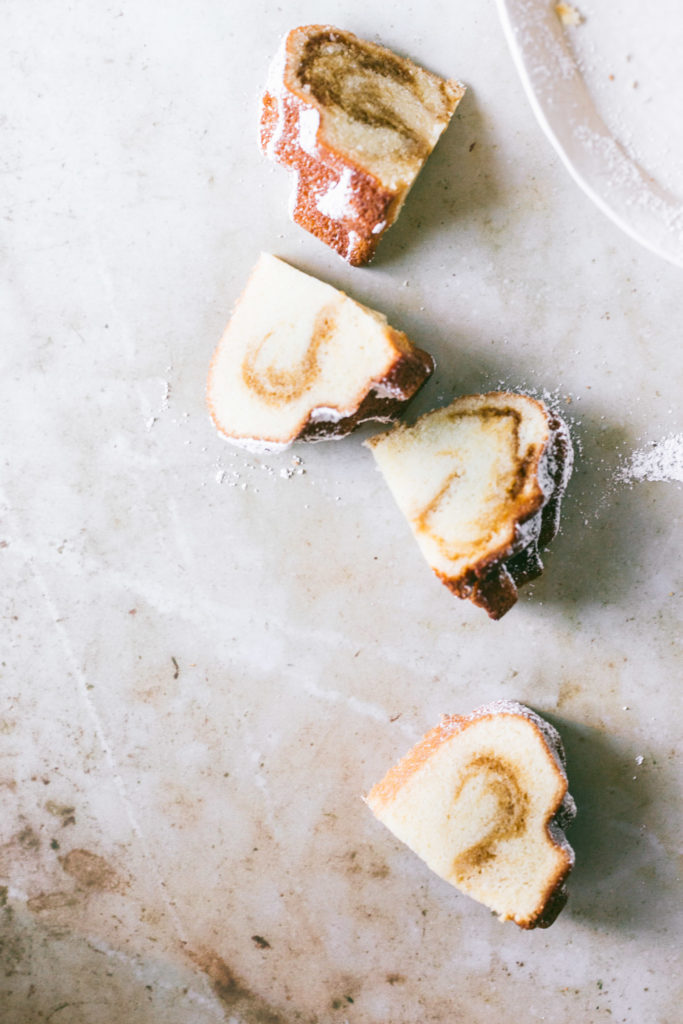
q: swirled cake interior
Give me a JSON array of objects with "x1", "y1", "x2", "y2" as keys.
[
  {"x1": 291, "y1": 28, "x2": 462, "y2": 189},
  {"x1": 366, "y1": 392, "x2": 572, "y2": 617},
  {"x1": 206, "y1": 254, "x2": 433, "y2": 450},
  {"x1": 365, "y1": 702, "x2": 576, "y2": 928},
  {"x1": 260, "y1": 26, "x2": 465, "y2": 264}
]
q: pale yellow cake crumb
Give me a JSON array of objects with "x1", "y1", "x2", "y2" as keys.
[{"x1": 555, "y1": 3, "x2": 583, "y2": 27}]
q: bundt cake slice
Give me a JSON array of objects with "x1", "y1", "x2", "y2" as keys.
[
  {"x1": 365, "y1": 392, "x2": 573, "y2": 618},
  {"x1": 260, "y1": 25, "x2": 465, "y2": 265},
  {"x1": 365, "y1": 701, "x2": 576, "y2": 928},
  {"x1": 207, "y1": 254, "x2": 434, "y2": 451}
]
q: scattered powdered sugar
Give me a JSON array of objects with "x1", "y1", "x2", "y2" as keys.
[
  {"x1": 140, "y1": 377, "x2": 171, "y2": 432},
  {"x1": 572, "y1": 124, "x2": 683, "y2": 243},
  {"x1": 214, "y1": 453, "x2": 306, "y2": 490},
  {"x1": 279, "y1": 456, "x2": 306, "y2": 479},
  {"x1": 567, "y1": 0, "x2": 683, "y2": 201},
  {"x1": 617, "y1": 433, "x2": 683, "y2": 483}
]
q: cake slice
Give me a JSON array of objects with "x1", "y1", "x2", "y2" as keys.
[
  {"x1": 206, "y1": 254, "x2": 434, "y2": 451},
  {"x1": 365, "y1": 392, "x2": 573, "y2": 618},
  {"x1": 260, "y1": 25, "x2": 465, "y2": 265},
  {"x1": 365, "y1": 701, "x2": 576, "y2": 928}
]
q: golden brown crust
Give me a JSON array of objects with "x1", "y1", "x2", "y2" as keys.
[
  {"x1": 366, "y1": 716, "x2": 477, "y2": 809},
  {"x1": 260, "y1": 26, "x2": 465, "y2": 265},
  {"x1": 529, "y1": 879, "x2": 569, "y2": 929},
  {"x1": 295, "y1": 334, "x2": 435, "y2": 442},
  {"x1": 260, "y1": 83, "x2": 393, "y2": 266}
]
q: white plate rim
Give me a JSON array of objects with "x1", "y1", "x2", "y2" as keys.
[{"x1": 495, "y1": 0, "x2": 683, "y2": 269}]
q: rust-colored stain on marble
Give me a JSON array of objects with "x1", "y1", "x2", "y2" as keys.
[
  {"x1": 26, "y1": 891, "x2": 80, "y2": 913},
  {"x1": 45, "y1": 801, "x2": 76, "y2": 827},
  {"x1": 15, "y1": 826, "x2": 41, "y2": 851},
  {"x1": 58, "y1": 849, "x2": 122, "y2": 891},
  {"x1": 343, "y1": 846, "x2": 390, "y2": 880},
  {"x1": 189, "y1": 949, "x2": 296, "y2": 1024}
]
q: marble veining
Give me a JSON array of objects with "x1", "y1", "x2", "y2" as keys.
[{"x1": 1, "y1": 0, "x2": 681, "y2": 1022}]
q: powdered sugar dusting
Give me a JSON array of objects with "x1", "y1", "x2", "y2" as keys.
[
  {"x1": 345, "y1": 229, "x2": 361, "y2": 261},
  {"x1": 307, "y1": 405, "x2": 347, "y2": 425},
  {"x1": 316, "y1": 169, "x2": 356, "y2": 220},
  {"x1": 297, "y1": 106, "x2": 320, "y2": 156},
  {"x1": 618, "y1": 433, "x2": 683, "y2": 483},
  {"x1": 213, "y1": 452, "x2": 307, "y2": 490},
  {"x1": 567, "y1": 0, "x2": 683, "y2": 201}
]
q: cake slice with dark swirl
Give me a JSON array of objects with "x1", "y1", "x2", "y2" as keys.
[
  {"x1": 260, "y1": 26, "x2": 465, "y2": 265},
  {"x1": 365, "y1": 701, "x2": 576, "y2": 928},
  {"x1": 366, "y1": 392, "x2": 573, "y2": 618},
  {"x1": 207, "y1": 254, "x2": 434, "y2": 450}
]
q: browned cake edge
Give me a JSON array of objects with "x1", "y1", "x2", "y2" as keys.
[
  {"x1": 296, "y1": 331, "x2": 435, "y2": 442},
  {"x1": 206, "y1": 303, "x2": 434, "y2": 450},
  {"x1": 432, "y1": 395, "x2": 573, "y2": 619}
]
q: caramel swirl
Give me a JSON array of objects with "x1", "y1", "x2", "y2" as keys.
[
  {"x1": 298, "y1": 31, "x2": 427, "y2": 158},
  {"x1": 451, "y1": 754, "x2": 528, "y2": 877},
  {"x1": 414, "y1": 408, "x2": 529, "y2": 558},
  {"x1": 241, "y1": 303, "x2": 338, "y2": 404}
]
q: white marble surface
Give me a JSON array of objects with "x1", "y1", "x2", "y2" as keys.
[{"x1": 1, "y1": 1, "x2": 681, "y2": 1022}]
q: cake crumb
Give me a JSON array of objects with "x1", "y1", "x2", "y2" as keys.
[{"x1": 555, "y1": 3, "x2": 582, "y2": 27}]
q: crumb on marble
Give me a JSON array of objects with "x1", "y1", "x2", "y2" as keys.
[{"x1": 555, "y1": 3, "x2": 582, "y2": 26}]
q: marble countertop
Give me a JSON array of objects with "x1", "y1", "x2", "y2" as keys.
[{"x1": 2, "y1": 2, "x2": 681, "y2": 1022}]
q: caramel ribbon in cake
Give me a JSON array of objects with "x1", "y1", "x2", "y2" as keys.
[
  {"x1": 451, "y1": 754, "x2": 528, "y2": 878},
  {"x1": 413, "y1": 408, "x2": 529, "y2": 557},
  {"x1": 242, "y1": 303, "x2": 338, "y2": 404},
  {"x1": 298, "y1": 30, "x2": 428, "y2": 159}
]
